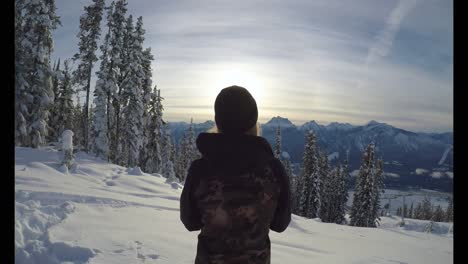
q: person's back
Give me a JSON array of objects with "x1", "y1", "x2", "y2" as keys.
[{"x1": 180, "y1": 86, "x2": 291, "y2": 264}]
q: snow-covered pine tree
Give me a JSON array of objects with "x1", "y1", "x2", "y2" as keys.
[
  {"x1": 162, "y1": 128, "x2": 177, "y2": 183},
  {"x1": 409, "y1": 202, "x2": 414, "y2": 219},
  {"x1": 145, "y1": 87, "x2": 164, "y2": 173},
  {"x1": 414, "y1": 202, "x2": 423, "y2": 220},
  {"x1": 73, "y1": 0, "x2": 105, "y2": 152},
  {"x1": 421, "y1": 196, "x2": 433, "y2": 220},
  {"x1": 337, "y1": 160, "x2": 350, "y2": 224},
  {"x1": 139, "y1": 47, "x2": 155, "y2": 168},
  {"x1": 445, "y1": 197, "x2": 453, "y2": 222},
  {"x1": 17, "y1": 0, "x2": 61, "y2": 147},
  {"x1": 55, "y1": 60, "x2": 75, "y2": 139},
  {"x1": 274, "y1": 125, "x2": 281, "y2": 159},
  {"x1": 15, "y1": 0, "x2": 28, "y2": 146},
  {"x1": 61, "y1": 130, "x2": 75, "y2": 169},
  {"x1": 350, "y1": 143, "x2": 376, "y2": 227},
  {"x1": 46, "y1": 59, "x2": 62, "y2": 143},
  {"x1": 298, "y1": 131, "x2": 320, "y2": 218},
  {"x1": 120, "y1": 15, "x2": 145, "y2": 168},
  {"x1": 175, "y1": 134, "x2": 188, "y2": 182},
  {"x1": 319, "y1": 151, "x2": 332, "y2": 222},
  {"x1": 433, "y1": 205, "x2": 445, "y2": 222},
  {"x1": 369, "y1": 157, "x2": 384, "y2": 227},
  {"x1": 91, "y1": 1, "x2": 115, "y2": 160}
]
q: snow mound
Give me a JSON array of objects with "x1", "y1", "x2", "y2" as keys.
[{"x1": 127, "y1": 167, "x2": 143, "y2": 176}]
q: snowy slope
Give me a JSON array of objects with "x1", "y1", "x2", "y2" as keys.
[{"x1": 15, "y1": 147, "x2": 453, "y2": 264}]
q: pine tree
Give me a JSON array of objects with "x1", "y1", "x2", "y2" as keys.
[
  {"x1": 445, "y1": 197, "x2": 453, "y2": 222},
  {"x1": 414, "y1": 202, "x2": 423, "y2": 220},
  {"x1": 16, "y1": 0, "x2": 61, "y2": 147},
  {"x1": 55, "y1": 60, "x2": 75, "y2": 138},
  {"x1": 162, "y1": 128, "x2": 177, "y2": 183},
  {"x1": 409, "y1": 202, "x2": 414, "y2": 219},
  {"x1": 145, "y1": 87, "x2": 164, "y2": 173},
  {"x1": 421, "y1": 196, "x2": 433, "y2": 220},
  {"x1": 298, "y1": 131, "x2": 320, "y2": 218},
  {"x1": 335, "y1": 161, "x2": 349, "y2": 224},
  {"x1": 350, "y1": 143, "x2": 378, "y2": 227},
  {"x1": 47, "y1": 59, "x2": 62, "y2": 143},
  {"x1": 73, "y1": 0, "x2": 105, "y2": 152},
  {"x1": 370, "y1": 158, "x2": 385, "y2": 227},
  {"x1": 319, "y1": 151, "x2": 332, "y2": 222},
  {"x1": 120, "y1": 15, "x2": 145, "y2": 168},
  {"x1": 274, "y1": 125, "x2": 281, "y2": 159},
  {"x1": 139, "y1": 48, "x2": 155, "y2": 168},
  {"x1": 433, "y1": 205, "x2": 445, "y2": 222}
]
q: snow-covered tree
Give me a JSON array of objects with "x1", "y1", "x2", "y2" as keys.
[
  {"x1": 47, "y1": 59, "x2": 62, "y2": 143},
  {"x1": 298, "y1": 131, "x2": 320, "y2": 218},
  {"x1": 145, "y1": 87, "x2": 164, "y2": 173},
  {"x1": 162, "y1": 128, "x2": 177, "y2": 183},
  {"x1": 319, "y1": 151, "x2": 332, "y2": 222},
  {"x1": 350, "y1": 143, "x2": 378, "y2": 227},
  {"x1": 421, "y1": 196, "x2": 433, "y2": 220},
  {"x1": 433, "y1": 205, "x2": 445, "y2": 222},
  {"x1": 73, "y1": 0, "x2": 105, "y2": 152},
  {"x1": 369, "y1": 158, "x2": 384, "y2": 227},
  {"x1": 54, "y1": 60, "x2": 75, "y2": 138},
  {"x1": 445, "y1": 198, "x2": 453, "y2": 222},
  {"x1": 409, "y1": 202, "x2": 414, "y2": 219},
  {"x1": 16, "y1": 0, "x2": 61, "y2": 147},
  {"x1": 120, "y1": 15, "x2": 146, "y2": 168},
  {"x1": 139, "y1": 47, "x2": 155, "y2": 168},
  {"x1": 274, "y1": 125, "x2": 281, "y2": 159}
]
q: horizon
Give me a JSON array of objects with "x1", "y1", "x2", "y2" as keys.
[
  {"x1": 53, "y1": 0, "x2": 453, "y2": 134},
  {"x1": 165, "y1": 116, "x2": 453, "y2": 134}
]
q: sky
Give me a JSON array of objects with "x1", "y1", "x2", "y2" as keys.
[{"x1": 52, "y1": 0, "x2": 453, "y2": 133}]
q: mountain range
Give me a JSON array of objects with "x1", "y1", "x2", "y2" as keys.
[{"x1": 167, "y1": 117, "x2": 453, "y2": 192}]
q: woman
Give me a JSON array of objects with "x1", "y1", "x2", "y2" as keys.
[{"x1": 180, "y1": 85, "x2": 291, "y2": 264}]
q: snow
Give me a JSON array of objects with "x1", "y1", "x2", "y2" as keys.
[
  {"x1": 281, "y1": 151, "x2": 290, "y2": 160},
  {"x1": 327, "y1": 152, "x2": 339, "y2": 161},
  {"x1": 15, "y1": 147, "x2": 453, "y2": 264},
  {"x1": 438, "y1": 146, "x2": 452, "y2": 165},
  {"x1": 415, "y1": 168, "x2": 429, "y2": 175},
  {"x1": 430, "y1": 171, "x2": 444, "y2": 179}
]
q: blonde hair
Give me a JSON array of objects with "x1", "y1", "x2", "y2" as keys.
[{"x1": 207, "y1": 122, "x2": 261, "y2": 136}]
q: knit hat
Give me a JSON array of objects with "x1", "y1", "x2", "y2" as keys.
[{"x1": 214, "y1": 85, "x2": 258, "y2": 134}]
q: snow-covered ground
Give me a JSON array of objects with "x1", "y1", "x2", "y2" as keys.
[{"x1": 15, "y1": 147, "x2": 453, "y2": 264}]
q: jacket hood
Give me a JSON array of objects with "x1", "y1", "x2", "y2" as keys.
[{"x1": 196, "y1": 132, "x2": 274, "y2": 175}]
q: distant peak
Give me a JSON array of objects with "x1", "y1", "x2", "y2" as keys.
[
  {"x1": 367, "y1": 120, "x2": 380, "y2": 126},
  {"x1": 265, "y1": 116, "x2": 294, "y2": 127}
]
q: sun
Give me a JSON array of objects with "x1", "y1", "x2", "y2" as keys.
[{"x1": 208, "y1": 67, "x2": 264, "y2": 104}]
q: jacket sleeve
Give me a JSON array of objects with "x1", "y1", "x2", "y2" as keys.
[
  {"x1": 269, "y1": 158, "x2": 292, "y2": 233},
  {"x1": 180, "y1": 159, "x2": 203, "y2": 231}
]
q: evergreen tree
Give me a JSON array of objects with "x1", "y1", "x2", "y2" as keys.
[
  {"x1": 274, "y1": 126, "x2": 281, "y2": 159},
  {"x1": 421, "y1": 196, "x2": 433, "y2": 220},
  {"x1": 414, "y1": 202, "x2": 423, "y2": 220},
  {"x1": 139, "y1": 48, "x2": 155, "y2": 168},
  {"x1": 145, "y1": 87, "x2": 164, "y2": 173},
  {"x1": 162, "y1": 128, "x2": 177, "y2": 183},
  {"x1": 16, "y1": 0, "x2": 61, "y2": 147},
  {"x1": 47, "y1": 59, "x2": 62, "y2": 143},
  {"x1": 370, "y1": 158, "x2": 385, "y2": 227},
  {"x1": 445, "y1": 197, "x2": 453, "y2": 222},
  {"x1": 409, "y1": 202, "x2": 414, "y2": 219},
  {"x1": 433, "y1": 205, "x2": 445, "y2": 222},
  {"x1": 55, "y1": 60, "x2": 75, "y2": 138},
  {"x1": 73, "y1": 0, "x2": 105, "y2": 152},
  {"x1": 319, "y1": 151, "x2": 332, "y2": 222},
  {"x1": 350, "y1": 143, "x2": 378, "y2": 227},
  {"x1": 298, "y1": 131, "x2": 320, "y2": 218}
]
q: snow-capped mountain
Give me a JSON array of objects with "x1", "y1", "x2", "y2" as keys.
[{"x1": 167, "y1": 117, "x2": 453, "y2": 192}]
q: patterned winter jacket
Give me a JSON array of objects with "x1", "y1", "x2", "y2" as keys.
[{"x1": 180, "y1": 132, "x2": 291, "y2": 264}]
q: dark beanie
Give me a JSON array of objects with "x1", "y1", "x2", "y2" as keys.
[{"x1": 214, "y1": 85, "x2": 258, "y2": 134}]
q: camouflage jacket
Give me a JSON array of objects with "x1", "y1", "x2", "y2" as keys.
[{"x1": 180, "y1": 133, "x2": 291, "y2": 264}]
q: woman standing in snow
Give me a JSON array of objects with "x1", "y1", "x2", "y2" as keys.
[{"x1": 180, "y1": 85, "x2": 291, "y2": 264}]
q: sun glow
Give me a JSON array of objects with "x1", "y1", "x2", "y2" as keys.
[{"x1": 208, "y1": 67, "x2": 265, "y2": 106}]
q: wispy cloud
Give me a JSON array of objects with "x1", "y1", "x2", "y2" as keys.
[{"x1": 365, "y1": 0, "x2": 420, "y2": 65}]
